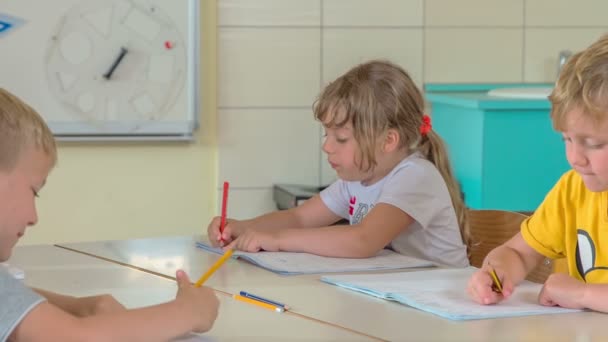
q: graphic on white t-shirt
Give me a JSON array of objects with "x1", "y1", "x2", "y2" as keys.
[{"x1": 352, "y1": 201, "x2": 374, "y2": 225}]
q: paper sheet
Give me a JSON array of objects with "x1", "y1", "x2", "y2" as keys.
[
  {"x1": 321, "y1": 268, "x2": 582, "y2": 320},
  {"x1": 195, "y1": 241, "x2": 434, "y2": 275}
]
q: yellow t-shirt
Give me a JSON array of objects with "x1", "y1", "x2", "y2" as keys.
[{"x1": 521, "y1": 170, "x2": 608, "y2": 283}]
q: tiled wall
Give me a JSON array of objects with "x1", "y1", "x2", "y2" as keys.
[{"x1": 217, "y1": 0, "x2": 608, "y2": 219}]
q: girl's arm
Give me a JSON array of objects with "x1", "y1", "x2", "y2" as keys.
[
  {"x1": 243, "y1": 195, "x2": 343, "y2": 232},
  {"x1": 210, "y1": 195, "x2": 344, "y2": 246},
  {"x1": 276, "y1": 203, "x2": 413, "y2": 258}
]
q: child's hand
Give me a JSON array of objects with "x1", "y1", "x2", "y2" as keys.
[
  {"x1": 467, "y1": 264, "x2": 514, "y2": 305},
  {"x1": 538, "y1": 273, "x2": 586, "y2": 309},
  {"x1": 175, "y1": 270, "x2": 220, "y2": 333},
  {"x1": 224, "y1": 230, "x2": 280, "y2": 253},
  {"x1": 207, "y1": 217, "x2": 242, "y2": 247}
]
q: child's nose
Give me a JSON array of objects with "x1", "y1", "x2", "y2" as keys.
[
  {"x1": 568, "y1": 144, "x2": 588, "y2": 167},
  {"x1": 322, "y1": 139, "x2": 333, "y2": 154}
]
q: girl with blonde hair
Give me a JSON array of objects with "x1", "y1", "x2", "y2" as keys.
[{"x1": 209, "y1": 60, "x2": 470, "y2": 267}]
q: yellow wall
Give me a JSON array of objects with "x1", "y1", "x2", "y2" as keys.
[{"x1": 21, "y1": 0, "x2": 218, "y2": 245}]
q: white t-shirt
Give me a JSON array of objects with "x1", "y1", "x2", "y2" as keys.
[
  {"x1": 0, "y1": 268, "x2": 44, "y2": 341},
  {"x1": 320, "y1": 152, "x2": 469, "y2": 267}
]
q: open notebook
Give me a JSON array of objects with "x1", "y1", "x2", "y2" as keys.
[
  {"x1": 195, "y1": 241, "x2": 434, "y2": 275},
  {"x1": 321, "y1": 268, "x2": 582, "y2": 321}
]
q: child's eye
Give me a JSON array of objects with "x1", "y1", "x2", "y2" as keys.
[
  {"x1": 582, "y1": 138, "x2": 606, "y2": 149},
  {"x1": 31, "y1": 188, "x2": 39, "y2": 198},
  {"x1": 561, "y1": 136, "x2": 572, "y2": 143},
  {"x1": 587, "y1": 143, "x2": 605, "y2": 149},
  {"x1": 336, "y1": 138, "x2": 348, "y2": 143}
]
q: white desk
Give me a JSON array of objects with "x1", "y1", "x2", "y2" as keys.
[
  {"x1": 9, "y1": 245, "x2": 379, "y2": 341},
  {"x1": 58, "y1": 236, "x2": 608, "y2": 342}
]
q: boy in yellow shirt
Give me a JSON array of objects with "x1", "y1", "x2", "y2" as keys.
[
  {"x1": 468, "y1": 34, "x2": 608, "y2": 311},
  {"x1": 0, "y1": 88, "x2": 219, "y2": 341}
]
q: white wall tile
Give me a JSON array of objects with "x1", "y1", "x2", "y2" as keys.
[
  {"x1": 322, "y1": 28, "x2": 423, "y2": 86},
  {"x1": 424, "y1": 28, "x2": 523, "y2": 83},
  {"x1": 218, "y1": 0, "x2": 320, "y2": 26},
  {"x1": 524, "y1": 29, "x2": 608, "y2": 82},
  {"x1": 216, "y1": 1, "x2": 608, "y2": 220},
  {"x1": 323, "y1": 0, "x2": 423, "y2": 27},
  {"x1": 526, "y1": 0, "x2": 608, "y2": 26},
  {"x1": 219, "y1": 28, "x2": 320, "y2": 107},
  {"x1": 218, "y1": 109, "x2": 320, "y2": 188},
  {"x1": 425, "y1": 0, "x2": 523, "y2": 27},
  {"x1": 217, "y1": 188, "x2": 278, "y2": 220}
]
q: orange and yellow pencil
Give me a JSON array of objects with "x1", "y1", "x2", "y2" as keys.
[
  {"x1": 194, "y1": 249, "x2": 234, "y2": 287},
  {"x1": 232, "y1": 294, "x2": 284, "y2": 312}
]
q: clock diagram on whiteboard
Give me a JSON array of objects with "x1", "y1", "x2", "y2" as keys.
[{"x1": 44, "y1": 0, "x2": 187, "y2": 131}]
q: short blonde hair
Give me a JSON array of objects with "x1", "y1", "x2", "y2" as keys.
[
  {"x1": 0, "y1": 88, "x2": 57, "y2": 171},
  {"x1": 550, "y1": 34, "x2": 608, "y2": 130}
]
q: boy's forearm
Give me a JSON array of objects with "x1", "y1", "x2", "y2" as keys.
[
  {"x1": 582, "y1": 284, "x2": 608, "y2": 312},
  {"x1": 33, "y1": 288, "x2": 86, "y2": 316},
  {"x1": 80, "y1": 300, "x2": 198, "y2": 342},
  {"x1": 483, "y1": 246, "x2": 530, "y2": 285}
]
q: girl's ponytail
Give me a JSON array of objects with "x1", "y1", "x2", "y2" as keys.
[{"x1": 419, "y1": 130, "x2": 471, "y2": 254}]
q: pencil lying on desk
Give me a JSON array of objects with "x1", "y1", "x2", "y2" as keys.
[
  {"x1": 239, "y1": 290, "x2": 289, "y2": 310},
  {"x1": 194, "y1": 249, "x2": 234, "y2": 287},
  {"x1": 233, "y1": 294, "x2": 284, "y2": 312}
]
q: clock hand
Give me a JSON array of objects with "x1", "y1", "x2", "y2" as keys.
[{"x1": 103, "y1": 47, "x2": 128, "y2": 80}]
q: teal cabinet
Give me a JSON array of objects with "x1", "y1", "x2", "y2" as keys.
[{"x1": 425, "y1": 84, "x2": 570, "y2": 211}]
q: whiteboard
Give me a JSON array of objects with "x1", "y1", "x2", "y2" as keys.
[{"x1": 0, "y1": 0, "x2": 199, "y2": 140}]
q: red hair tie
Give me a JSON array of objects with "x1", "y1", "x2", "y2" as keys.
[{"x1": 420, "y1": 114, "x2": 432, "y2": 135}]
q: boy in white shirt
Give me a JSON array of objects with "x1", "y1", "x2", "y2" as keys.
[{"x1": 0, "y1": 88, "x2": 219, "y2": 341}]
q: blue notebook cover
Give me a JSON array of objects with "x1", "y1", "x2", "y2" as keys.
[
  {"x1": 195, "y1": 240, "x2": 434, "y2": 275},
  {"x1": 321, "y1": 268, "x2": 583, "y2": 321}
]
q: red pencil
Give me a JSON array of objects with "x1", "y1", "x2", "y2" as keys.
[{"x1": 219, "y1": 181, "x2": 230, "y2": 243}]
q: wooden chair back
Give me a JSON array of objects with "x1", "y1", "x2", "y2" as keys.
[{"x1": 468, "y1": 209, "x2": 553, "y2": 283}]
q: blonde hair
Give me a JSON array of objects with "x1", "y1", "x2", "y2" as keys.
[
  {"x1": 550, "y1": 34, "x2": 608, "y2": 130},
  {"x1": 0, "y1": 88, "x2": 57, "y2": 171},
  {"x1": 313, "y1": 60, "x2": 471, "y2": 250}
]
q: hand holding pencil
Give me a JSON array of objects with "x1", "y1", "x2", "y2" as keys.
[
  {"x1": 219, "y1": 181, "x2": 229, "y2": 244},
  {"x1": 488, "y1": 263, "x2": 503, "y2": 293},
  {"x1": 467, "y1": 263, "x2": 514, "y2": 305},
  {"x1": 174, "y1": 269, "x2": 220, "y2": 333},
  {"x1": 207, "y1": 182, "x2": 241, "y2": 247}
]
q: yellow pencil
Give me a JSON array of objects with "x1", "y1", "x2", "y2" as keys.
[
  {"x1": 194, "y1": 249, "x2": 234, "y2": 287},
  {"x1": 488, "y1": 265, "x2": 503, "y2": 293},
  {"x1": 233, "y1": 294, "x2": 284, "y2": 312}
]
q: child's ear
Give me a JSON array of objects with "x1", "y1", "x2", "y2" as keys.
[{"x1": 383, "y1": 129, "x2": 400, "y2": 152}]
